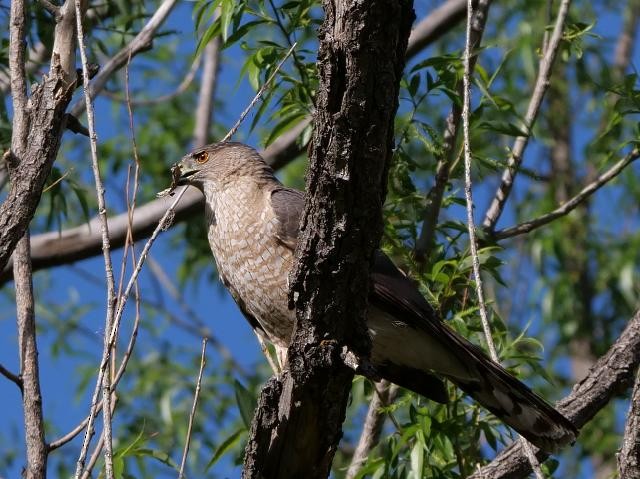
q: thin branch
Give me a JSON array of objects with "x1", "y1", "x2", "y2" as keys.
[
  {"x1": 613, "y1": 0, "x2": 640, "y2": 76},
  {"x1": 470, "y1": 309, "x2": 640, "y2": 479},
  {"x1": 222, "y1": 42, "x2": 297, "y2": 142},
  {"x1": 482, "y1": 0, "x2": 572, "y2": 231},
  {"x1": 461, "y1": 5, "x2": 542, "y2": 476},
  {"x1": 69, "y1": 0, "x2": 179, "y2": 117},
  {"x1": 14, "y1": 233, "x2": 48, "y2": 479},
  {"x1": 38, "y1": 0, "x2": 60, "y2": 16},
  {"x1": 73, "y1": 0, "x2": 117, "y2": 475},
  {"x1": 461, "y1": 0, "x2": 497, "y2": 362},
  {"x1": 193, "y1": 37, "x2": 222, "y2": 148},
  {"x1": 493, "y1": 149, "x2": 640, "y2": 240},
  {"x1": 345, "y1": 380, "x2": 398, "y2": 479},
  {"x1": 0, "y1": 363, "x2": 23, "y2": 391},
  {"x1": 414, "y1": 0, "x2": 493, "y2": 263},
  {"x1": 618, "y1": 370, "x2": 640, "y2": 478},
  {"x1": 102, "y1": 54, "x2": 202, "y2": 106},
  {"x1": 145, "y1": 257, "x2": 244, "y2": 373},
  {"x1": 178, "y1": 339, "x2": 208, "y2": 479}
]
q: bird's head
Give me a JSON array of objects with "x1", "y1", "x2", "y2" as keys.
[{"x1": 175, "y1": 142, "x2": 274, "y2": 192}]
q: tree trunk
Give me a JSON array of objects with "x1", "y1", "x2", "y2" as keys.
[{"x1": 242, "y1": 1, "x2": 415, "y2": 477}]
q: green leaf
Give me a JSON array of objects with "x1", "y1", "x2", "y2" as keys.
[
  {"x1": 477, "y1": 120, "x2": 529, "y2": 137},
  {"x1": 234, "y1": 379, "x2": 256, "y2": 429},
  {"x1": 206, "y1": 428, "x2": 245, "y2": 471}
]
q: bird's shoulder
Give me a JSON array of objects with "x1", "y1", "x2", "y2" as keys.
[{"x1": 269, "y1": 186, "x2": 304, "y2": 250}]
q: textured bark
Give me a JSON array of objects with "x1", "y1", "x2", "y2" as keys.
[
  {"x1": 469, "y1": 309, "x2": 640, "y2": 479},
  {"x1": 619, "y1": 371, "x2": 640, "y2": 478},
  {"x1": 15, "y1": 233, "x2": 48, "y2": 479},
  {"x1": 242, "y1": 1, "x2": 415, "y2": 478},
  {"x1": 0, "y1": 53, "x2": 77, "y2": 274}
]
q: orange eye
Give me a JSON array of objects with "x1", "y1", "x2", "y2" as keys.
[{"x1": 194, "y1": 151, "x2": 209, "y2": 164}]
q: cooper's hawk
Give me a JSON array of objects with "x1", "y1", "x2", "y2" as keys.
[{"x1": 176, "y1": 141, "x2": 577, "y2": 452}]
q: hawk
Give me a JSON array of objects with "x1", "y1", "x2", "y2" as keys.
[{"x1": 175, "y1": 141, "x2": 577, "y2": 452}]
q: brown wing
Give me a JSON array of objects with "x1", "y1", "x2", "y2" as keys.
[{"x1": 270, "y1": 187, "x2": 304, "y2": 250}]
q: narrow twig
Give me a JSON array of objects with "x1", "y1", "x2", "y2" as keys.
[
  {"x1": 462, "y1": 4, "x2": 543, "y2": 477},
  {"x1": 81, "y1": 432, "x2": 105, "y2": 479},
  {"x1": 345, "y1": 380, "x2": 399, "y2": 479},
  {"x1": 0, "y1": 363, "x2": 23, "y2": 391},
  {"x1": 493, "y1": 149, "x2": 640, "y2": 240},
  {"x1": 618, "y1": 370, "x2": 640, "y2": 478},
  {"x1": 482, "y1": 0, "x2": 572, "y2": 231},
  {"x1": 461, "y1": 0, "x2": 497, "y2": 362},
  {"x1": 73, "y1": 1, "x2": 116, "y2": 476},
  {"x1": 38, "y1": 0, "x2": 59, "y2": 16},
  {"x1": 222, "y1": 42, "x2": 297, "y2": 142},
  {"x1": 178, "y1": 339, "x2": 208, "y2": 479},
  {"x1": 103, "y1": 54, "x2": 202, "y2": 106}
]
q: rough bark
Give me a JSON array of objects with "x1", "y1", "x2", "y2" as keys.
[
  {"x1": 241, "y1": 1, "x2": 415, "y2": 478},
  {"x1": 619, "y1": 371, "x2": 640, "y2": 478},
  {"x1": 0, "y1": 52, "x2": 77, "y2": 274},
  {"x1": 15, "y1": 233, "x2": 48, "y2": 479}
]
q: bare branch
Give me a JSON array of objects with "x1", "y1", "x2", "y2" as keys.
[
  {"x1": 414, "y1": 0, "x2": 493, "y2": 263},
  {"x1": 69, "y1": 0, "x2": 179, "y2": 117},
  {"x1": 618, "y1": 370, "x2": 640, "y2": 477},
  {"x1": 102, "y1": 54, "x2": 202, "y2": 106},
  {"x1": 178, "y1": 339, "x2": 208, "y2": 479},
  {"x1": 345, "y1": 381, "x2": 398, "y2": 479},
  {"x1": 0, "y1": 363, "x2": 23, "y2": 391},
  {"x1": 406, "y1": 0, "x2": 469, "y2": 59},
  {"x1": 14, "y1": 233, "x2": 48, "y2": 479},
  {"x1": 469, "y1": 309, "x2": 640, "y2": 479},
  {"x1": 613, "y1": 0, "x2": 640, "y2": 76},
  {"x1": 482, "y1": 0, "x2": 572, "y2": 231},
  {"x1": 493, "y1": 149, "x2": 640, "y2": 240},
  {"x1": 192, "y1": 36, "x2": 221, "y2": 148},
  {"x1": 222, "y1": 43, "x2": 297, "y2": 143},
  {"x1": 73, "y1": 0, "x2": 117, "y2": 474},
  {"x1": 38, "y1": 0, "x2": 60, "y2": 17}
]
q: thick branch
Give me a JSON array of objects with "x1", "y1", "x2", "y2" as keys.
[
  {"x1": 242, "y1": 1, "x2": 414, "y2": 477},
  {"x1": 406, "y1": 0, "x2": 469, "y2": 58},
  {"x1": 0, "y1": 0, "x2": 79, "y2": 275},
  {"x1": 618, "y1": 370, "x2": 640, "y2": 478},
  {"x1": 469, "y1": 309, "x2": 640, "y2": 479}
]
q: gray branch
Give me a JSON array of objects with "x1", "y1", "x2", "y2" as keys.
[{"x1": 469, "y1": 309, "x2": 640, "y2": 479}]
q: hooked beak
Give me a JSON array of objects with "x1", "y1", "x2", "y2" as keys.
[{"x1": 172, "y1": 161, "x2": 198, "y2": 187}]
